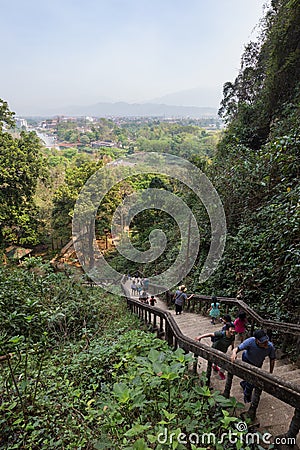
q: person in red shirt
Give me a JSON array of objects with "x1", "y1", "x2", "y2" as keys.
[
  {"x1": 149, "y1": 295, "x2": 157, "y2": 306},
  {"x1": 234, "y1": 311, "x2": 248, "y2": 342}
]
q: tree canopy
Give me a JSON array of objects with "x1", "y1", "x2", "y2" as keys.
[
  {"x1": 0, "y1": 102, "x2": 46, "y2": 246},
  {"x1": 205, "y1": 0, "x2": 300, "y2": 321}
]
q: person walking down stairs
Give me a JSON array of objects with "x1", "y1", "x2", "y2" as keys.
[
  {"x1": 131, "y1": 280, "x2": 137, "y2": 296},
  {"x1": 149, "y1": 295, "x2": 157, "y2": 306},
  {"x1": 173, "y1": 285, "x2": 194, "y2": 315},
  {"x1": 209, "y1": 295, "x2": 221, "y2": 324}
]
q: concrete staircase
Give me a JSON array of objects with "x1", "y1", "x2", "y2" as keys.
[{"x1": 124, "y1": 280, "x2": 300, "y2": 447}]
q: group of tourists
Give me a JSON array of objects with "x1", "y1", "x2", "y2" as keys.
[
  {"x1": 129, "y1": 275, "x2": 149, "y2": 297},
  {"x1": 139, "y1": 290, "x2": 157, "y2": 306},
  {"x1": 194, "y1": 297, "x2": 276, "y2": 403},
  {"x1": 128, "y1": 279, "x2": 277, "y2": 406},
  {"x1": 170, "y1": 285, "x2": 276, "y2": 405},
  {"x1": 128, "y1": 274, "x2": 157, "y2": 306},
  {"x1": 195, "y1": 324, "x2": 275, "y2": 404}
]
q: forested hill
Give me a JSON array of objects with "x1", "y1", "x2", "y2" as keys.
[
  {"x1": 0, "y1": 1, "x2": 299, "y2": 446},
  {"x1": 0, "y1": 0, "x2": 299, "y2": 325},
  {"x1": 201, "y1": 0, "x2": 300, "y2": 321},
  {"x1": 109, "y1": 0, "x2": 300, "y2": 323}
]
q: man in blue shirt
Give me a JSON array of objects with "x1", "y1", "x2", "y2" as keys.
[{"x1": 231, "y1": 329, "x2": 276, "y2": 403}]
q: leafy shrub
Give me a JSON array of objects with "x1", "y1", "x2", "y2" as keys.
[{"x1": 0, "y1": 269, "x2": 247, "y2": 449}]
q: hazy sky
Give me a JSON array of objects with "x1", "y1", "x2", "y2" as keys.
[{"x1": 1, "y1": 0, "x2": 268, "y2": 115}]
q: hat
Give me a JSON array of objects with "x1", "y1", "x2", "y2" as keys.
[
  {"x1": 179, "y1": 285, "x2": 187, "y2": 292},
  {"x1": 254, "y1": 330, "x2": 269, "y2": 343}
]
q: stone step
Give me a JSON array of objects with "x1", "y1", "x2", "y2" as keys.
[
  {"x1": 273, "y1": 364, "x2": 299, "y2": 374},
  {"x1": 276, "y1": 370, "x2": 300, "y2": 382}
]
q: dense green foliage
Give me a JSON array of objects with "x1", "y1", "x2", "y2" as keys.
[
  {"x1": 51, "y1": 159, "x2": 104, "y2": 242},
  {"x1": 134, "y1": 123, "x2": 219, "y2": 159},
  {"x1": 1, "y1": 2, "x2": 299, "y2": 445},
  {"x1": 0, "y1": 263, "x2": 247, "y2": 449},
  {"x1": 0, "y1": 104, "x2": 46, "y2": 247},
  {"x1": 107, "y1": 0, "x2": 300, "y2": 324},
  {"x1": 202, "y1": 0, "x2": 300, "y2": 321}
]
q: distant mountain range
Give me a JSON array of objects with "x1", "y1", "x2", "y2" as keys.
[
  {"x1": 42, "y1": 101, "x2": 217, "y2": 118},
  {"x1": 147, "y1": 86, "x2": 222, "y2": 109}
]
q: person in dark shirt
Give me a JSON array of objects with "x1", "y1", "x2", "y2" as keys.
[
  {"x1": 139, "y1": 290, "x2": 149, "y2": 303},
  {"x1": 195, "y1": 323, "x2": 236, "y2": 380},
  {"x1": 173, "y1": 285, "x2": 194, "y2": 315}
]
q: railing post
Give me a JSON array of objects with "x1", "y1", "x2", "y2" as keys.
[
  {"x1": 274, "y1": 408, "x2": 300, "y2": 449},
  {"x1": 165, "y1": 322, "x2": 174, "y2": 347},
  {"x1": 191, "y1": 296, "x2": 195, "y2": 312},
  {"x1": 247, "y1": 387, "x2": 262, "y2": 421},
  {"x1": 174, "y1": 337, "x2": 178, "y2": 349},
  {"x1": 223, "y1": 372, "x2": 233, "y2": 398},
  {"x1": 158, "y1": 317, "x2": 164, "y2": 338},
  {"x1": 199, "y1": 299, "x2": 202, "y2": 314},
  {"x1": 186, "y1": 296, "x2": 191, "y2": 311},
  {"x1": 285, "y1": 408, "x2": 300, "y2": 441},
  {"x1": 206, "y1": 361, "x2": 212, "y2": 386},
  {"x1": 153, "y1": 314, "x2": 157, "y2": 331},
  {"x1": 192, "y1": 356, "x2": 198, "y2": 374}
]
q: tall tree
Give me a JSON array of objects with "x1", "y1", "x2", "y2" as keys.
[
  {"x1": 0, "y1": 100, "x2": 45, "y2": 246},
  {"x1": 206, "y1": 0, "x2": 300, "y2": 321},
  {"x1": 0, "y1": 99, "x2": 15, "y2": 129}
]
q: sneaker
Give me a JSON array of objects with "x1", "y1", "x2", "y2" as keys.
[
  {"x1": 212, "y1": 364, "x2": 220, "y2": 372},
  {"x1": 219, "y1": 371, "x2": 226, "y2": 380},
  {"x1": 211, "y1": 321, "x2": 215, "y2": 325}
]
